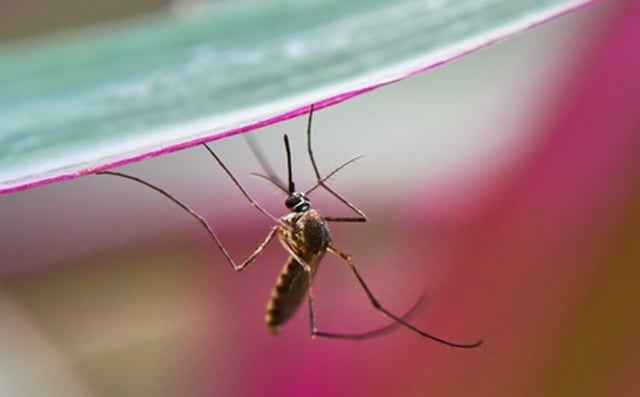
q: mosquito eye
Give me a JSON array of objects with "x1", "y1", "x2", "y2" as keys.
[{"x1": 285, "y1": 196, "x2": 299, "y2": 210}]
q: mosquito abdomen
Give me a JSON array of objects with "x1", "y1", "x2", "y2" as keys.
[{"x1": 266, "y1": 254, "x2": 322, "y2": 333}]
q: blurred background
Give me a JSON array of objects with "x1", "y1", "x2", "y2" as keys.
[{"x1": 1, "y1": 0, "x2": 639, "y2": 396}]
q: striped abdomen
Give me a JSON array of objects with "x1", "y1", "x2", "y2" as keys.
[{"x1": 265, "y1": 253, "x2": 323, "y2": 333}]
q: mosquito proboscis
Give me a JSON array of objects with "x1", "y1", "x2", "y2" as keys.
[{"x1": 98, "y1": 105, "x2": 483, "y2": 348}]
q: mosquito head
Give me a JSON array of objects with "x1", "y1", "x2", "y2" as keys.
[{"x1": 285, "y1": 192, "x2": 311, "y2": 213}]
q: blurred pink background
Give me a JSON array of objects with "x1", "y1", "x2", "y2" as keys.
[{"x1": 1, "y1": 0, "x2": 639, "y2": 396}]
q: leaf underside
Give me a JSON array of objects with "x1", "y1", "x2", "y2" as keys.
[{"x1": 0, "y1": 0, "x2": 596, "y2": 194}]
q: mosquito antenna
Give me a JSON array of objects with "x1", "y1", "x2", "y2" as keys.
[
  {"x1": 245, "y1": 134, "x2": 286, "y2": 191},
  {"x1": 284, "y1": 134, "x2": 295, "y2": 194}
]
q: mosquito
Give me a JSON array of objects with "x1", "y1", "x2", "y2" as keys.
[{"x1": 98, "y1": 105, "x2": 482, "y2": 348}]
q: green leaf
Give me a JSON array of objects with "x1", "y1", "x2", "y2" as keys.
[{"x1": 0, "y1": 0, "x2": 595, "y2": 194}]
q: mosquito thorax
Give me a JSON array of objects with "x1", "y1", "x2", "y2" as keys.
[{"x1": 285, "y1": 192, "x2": 311, "y2": 213}]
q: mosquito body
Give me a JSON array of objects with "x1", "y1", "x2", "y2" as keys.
[
  {"x1": 266, "y1": 205, "x2": 328, "y2": 332},
  {"x1": 99, "y1": 105, "x2": 482, "y2": 348}
]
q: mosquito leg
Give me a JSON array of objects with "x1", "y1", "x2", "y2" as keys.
[
  {"x1": 305, "y1": 265, "x2": 319, "y2": 338},
  {"x1": 305, "y1": 155, "x2": 363, "y2": 195},
  {"x1": 325, "y1": 217, "x2": 367, "y2": 223},
  {"x1": 304, "y1": 105, "x2": 368, "y2": 221},
  {"x1": 274, "y1": 242, "x2": 322, "y2": 338},
  {"x1": 311, "y1": 291, "x2": 429, "y2": 340},
  {"x1": 313, "y1": 183, "x2": 368, "y2": 220},
  {"x1": 305, "y1": 104, "x2": 321, "y2": 180},
  {"x1": 235, "y1": 226, "x2": 279, "y2": 271},
  {"x1": 201, "y1": 143, "x2": 288, "y2": 229},
  {"x1": 298, "y1": 254, "x2": 407, "y2": 341},
  {"x1": 97, "y1": 171, "x2": 278, "y2": 272},
  {"x1": 281, "y1": 236, "x2": 432, "y2": 341},
  {"x1": 327, "y1": 245, "x2": 483, "y2": 348}
]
